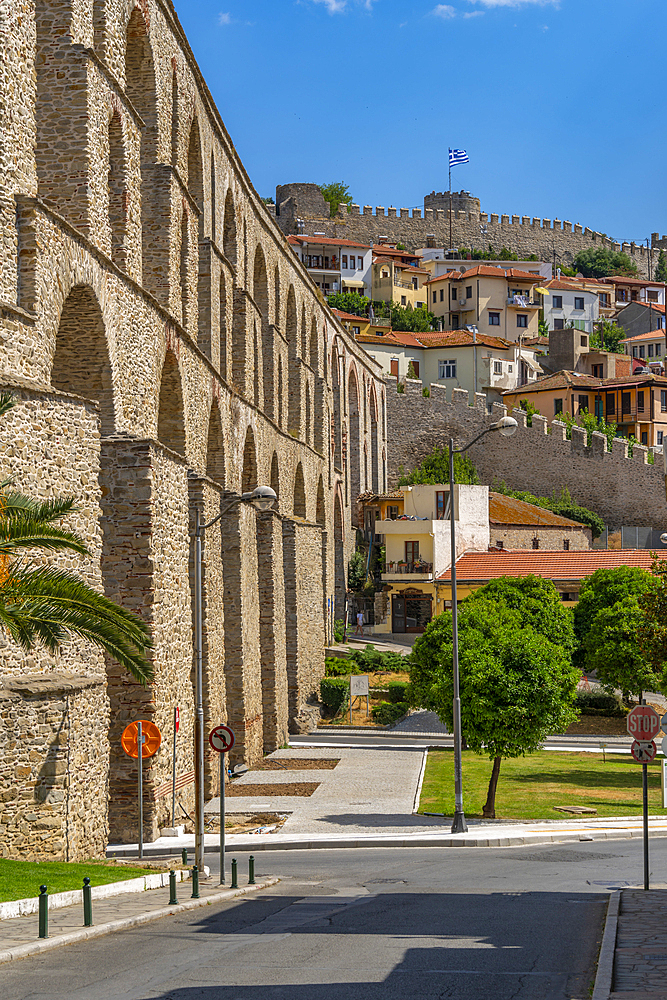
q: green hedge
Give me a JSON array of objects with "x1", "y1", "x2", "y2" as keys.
[
  {"x1": 387, "y1": 681, "x2": 409, "y2": 703},
  {"x1": 575, "y1": 689, "x2": 626, "y2": 717},
  {"x1": 320, "y1": 677, "x2": 349, "y2": 714},
  {"x1": 371, "y1": 701, "x2": 409, "y2": 725},
  {"x1": 325, "y1": 657, "x2": 360, "y2": 677},
  {"x1": 347, "y1": 645, "x2": 408, "y2": 673}
]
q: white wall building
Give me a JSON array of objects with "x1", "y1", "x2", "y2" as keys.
[
  {"x1": 542, "y1": 279, "x2": 600, "y2": 333},
  {"x1": 288, "y1": 235, "x2": 372, "y2": 297}
]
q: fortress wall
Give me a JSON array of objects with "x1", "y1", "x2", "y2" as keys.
[{"x1": 386, "y1": 377, "x2": 667, "y2": 529}]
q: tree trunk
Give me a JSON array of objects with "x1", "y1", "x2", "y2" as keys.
[{"x1": 482, "y1": 757, "x2": 502, "y2": 819}]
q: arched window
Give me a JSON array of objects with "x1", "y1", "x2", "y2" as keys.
[
  {"x1": 293, "y1": 463, "x2": 306, "y2": 519},
  {"x1": 309, "y1": 318, "x2": 318, "y2": 372},
  {"x1": 158, "y1": 351, "x2": 186, "y2": 455},
  {"x1": 125, "y1": 9, "x2": 157, "y2": 277},
  {"x1": 223, "y1": 189, "x2": 236, "y2": 268},
  {"x1": 270, "y1": 452, "x2": 280, "y2": 503},
  {"x1": 242, "y1": 427, "x2": 257, "y2": 493},
  {"x1": 370, "y1": 388, "x2": 379, "y2": 492},
  {"x1": 287, "y1": 287, "x2": 301, "y2": 437},
  {"x1": 186, "y1": 118, "x2": 204, "y2": 239},
  {"x1": 219, "y1": 272, "x2": 227, "y2": 380},
  {"x1": 108, "y1": 112, "x2": 128, "y2": 268},
  {"x1": 348, "y1": 367, "x2": 361, "y2": 524},
  {"x1": 180, "y1": 210, "x2": 190, "y2": 329},
  {"x1": 316, "y1": 476, "x2": 325, "y2": 526},
  {"x1": 206, "y1": 404, "x2": 225, "y2": 485}
]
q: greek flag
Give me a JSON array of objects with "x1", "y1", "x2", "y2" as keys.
[{"x1": 449, "y1": 148, "x2": 469, "y2": 168}]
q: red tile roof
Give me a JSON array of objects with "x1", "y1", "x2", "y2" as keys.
[
  {"x1": 332, "y1": 310, "x2": 369, "y2": 323},
  {"x1": 488, "y1": 493, "x2": 583, "y2": 528},
  {"x1": 438, "y1": 549, "x2": 656, "y2": 582},
  {"x1": 601, "y1": 276, "x2": 667, "y2": 287},
  {"x1": 619, "y1": 325, "x2": 667, "y2": 343},
  {"x1": 425, "y1": 265, "x2": 540, "y2": 284}
]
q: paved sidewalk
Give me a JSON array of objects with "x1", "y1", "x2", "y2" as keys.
[
  {"x1": 607, "y1": 888, "x2": 667, "y2": 998},
  {"x1": 0, "y1": 871, "x2": 277, "y2": 965}
]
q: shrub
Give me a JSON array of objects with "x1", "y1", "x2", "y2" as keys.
[
  {"x1": 371, "y1": 701, "x2": 409, "y2": 725},
  {"x1": 333, "y1": 619, "x2": 346, "y2": 643},
  {"x1": 347, "y1": 645, "x2": 408, "y2": 673},
  {"x1": 575, "y1": 689, "x2": 626, "y2": 717},
  {"x1": 320, "y1": 677, "x2": 349, "y2": 714},
  {"x1": 387, "y1": 680, "x2": 409, "y2": 703},
  {"x1": 325, "y1": 657, "x2": 360, "y2": 677}
]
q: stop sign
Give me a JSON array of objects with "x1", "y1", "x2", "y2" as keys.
[{"x1": 627, "y1": 705, "x2": 660, "y2": 739}]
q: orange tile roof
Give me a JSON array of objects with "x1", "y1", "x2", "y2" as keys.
[
  {"x1": 619, "y1": 328, "x2": 667, "y2": 344},
  {"x1": 488, "y1": 493, "x2": 583, "y2": 528},
  {"x1": 544, "y1": 279, "x2": 598, "y2": 293},
  {"x1": 601, "y1": 276, "x2": 667, "y2": 287},
  {"x1": 503, "y1": 370, "x2": 603, "y2": 393},
  {"x1": 332, "y1": 309, "x2": 369, "y2": 323},
  {"x1": 438, "y1": 549, "x2": 656, "y2": 582},
  {"x1": 425, "y1": 265, "x2": 540, "y2": 284}
]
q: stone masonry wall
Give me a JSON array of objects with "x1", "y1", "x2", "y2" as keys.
[
  {"x1": 489, "y1": 525, "x2": 593, "y2": 551},
  {"x1": 386, "y1": 378, "x2": 667, "y2": 530}
]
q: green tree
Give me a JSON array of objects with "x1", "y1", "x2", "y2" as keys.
[
  {"x1": 584, "y1": 595, "x2": 659, "y2": 703},
  {"x1": 574, "y1": 566, "x2": 656, "y2": 655},
  {"x1": 410, "y1": 584, "x2": 579, "y2": 817},
  {"x1": 397, "y1": 445, "x2": 478, "y2": 487},
  {"x1": 261, "y1": 196, "x2": 275, "y2": 205},
  {"x1": 319, "y1": 182, "x2": 352, "y2": 217},
  {"x1": 396, "y1": 242, "x2": 407, "y2": 251},
  {"x1": 519, "y1": 398, "x2": 539, "y2": 427},
  {"x1": 538, "y1": 318, "x2": 550, "y2": 338},
  {"x1": 589, "y1": 320, "x2": 625, "y2": 353},
  {"x1": 389, "y1": 302, "x2": 435, "y2": 332},
  {"x1": 493, "y1": 483, "x2": 605, "y2": 539},
  {"x1": 464, "y1": 575, "x2": 576, "y2": 653},
  {"x1": 406, "y1": 361, "x2": 417, "y2": 380},
  {"x1": 0, "y1": 393, "x2": 153, "y2": 683},
  {"x1": 347, "y1": 549, "x2": 366, "y2": 593},
  {"x1": 655, "y1": 250, "x2": 667, "y2": 283},
  {"x1": 327, "y1": 291, "x2": 370, "y2": 317},
  {"x1": 574, "y1": 247, "x2": 638, "y2": 279},
  {"x1": 638, "y1": 558, "x2": 667, "y2": 692}
]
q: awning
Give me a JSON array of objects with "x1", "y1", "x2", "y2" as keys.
[
  {"x1": 342, "y1": 279, "x2": 365, "y2": 288},
  {"x1": 522, "y1": 355, "x2": 543, "y2": 371}
]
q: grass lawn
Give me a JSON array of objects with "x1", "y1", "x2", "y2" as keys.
[
  {"x1": 0, "y1": 859, "x2": 167, "y2": 903},
  {"x1": 418, "y1": 750, "x2": 667, "y2": 820}
]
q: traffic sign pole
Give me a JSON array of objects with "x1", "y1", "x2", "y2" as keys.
[
  {"x1": 643, "y1": 760, "x2": 649, "y2": 891},
  {"x1": 220, "y1": 753, "x2": 225, "y2": 885},
  {"x1": 172, "y1": 707, "x2": 178, "y2": 829},
  {"x1": 138, "y1": 720, "x2": 143, "y2": 861}
]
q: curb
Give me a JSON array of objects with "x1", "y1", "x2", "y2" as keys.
[
  {"x1": 412, "y1": 749, "x2": 428, "y2": 814},
  {"x1": 592, "y1": 890, "x2": 621, "y2": 1000},
  {"x1": 0, "y1": 877, "x2": 279, "y2": 966}
]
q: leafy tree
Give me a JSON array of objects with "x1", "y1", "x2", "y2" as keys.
[
  {"x1": 655, "y1": 250, "x2": 667, "y2": 283},
  {"x1": 0, "y1": 393, "x2": 153, "y2": 683},
  {"x1": 574, "y1": 566, "x2": 656, "y2": 654},
  {"x1": 519, "y1": 398, "x2": 539, "y2": 427},
  {"x1": 389, "y1": 302, "x2": 435, "y2": 332},
  {"x1": 396, "y1": 242, "x2": 407, "y2": 251},
  {"x1": 638, "y1": 558, "x2": 667, "y2": 692},
  {"x1": 397, "y1": 445, "x2": 478, "y2": 487},
  {"x1": 410, "y1": 583, "x2": 579, "y2": 817},
  {"x1": 493, "y1": 482, "x2": 605, "y2": 539},
  {"x1": 589, "y1": 320, "x2": 625, "y2": 353},
  {"x1": 406, "y1": 361, "x2": 417, "y2": 380},
  {"x1": 574, "y1": 247, "x2": 638, "y2": 279},
  {"x1": 319, "y1": 182, "x2": 352, "y2": 217},
  {"x1": 328, "y1": 291, "x2": 370, "y2": 317},
  {"x1": 538, "y1": 318, "x2": 550, "y2": 338},
  {"x1": 347, "y1": 549, "x2": 366, "y2": 593},
  {"x1": 463, "y1": 575, "x2": 576, "y2": 654},
  {"x1": 261, "y1": 196, "x2": 275, "y2": 205},
  {"x1": 584, "y1": 595, "x2": 660, "y2": 704}
]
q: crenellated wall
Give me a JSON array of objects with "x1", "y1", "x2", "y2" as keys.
[{"x1": 386, "y1": 377, "x2": 667, "y2": 530}]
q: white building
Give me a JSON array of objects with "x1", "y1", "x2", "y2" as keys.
[
  {"x1": 542, "y1": 279, "x2": 600, "y2": 333},
  {"x1": 288, "y1": 235, "x2": 372, "y2": 298}
]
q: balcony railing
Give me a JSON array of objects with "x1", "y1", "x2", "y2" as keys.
[
  {"x1": 385, "y1": 561, "x2": 433, "y2": 575},
  {"x1": 394, "y1": 279, "x2": 419, "y2": 290},
  {"x1": 507, "y1": 296, "x2": 540, "y2": 308}
]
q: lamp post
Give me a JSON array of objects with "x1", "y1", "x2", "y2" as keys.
[
  {"x1": 192, "y1": 485, "x2": 277, "y2": 873},
  {"x1": 448, "y1": 416, "x2": 517, "y2": 834}
]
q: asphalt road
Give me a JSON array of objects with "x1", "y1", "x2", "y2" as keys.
[{"x1": 4, "y1": 837, "x2": 661, "y2": 1000}]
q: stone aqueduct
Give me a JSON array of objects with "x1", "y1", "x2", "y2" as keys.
[{"x1": 0, "y1": 0, "x2": 387, "y2": 857}]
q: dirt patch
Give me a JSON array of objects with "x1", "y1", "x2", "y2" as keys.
[
  {"x1": 564, "y1": 715, "x2": 629, "y2": 736},
  {"x1": 226, "y1": 782, "x2": 320, "y2": 797},
  {"x1": 206, "y1": 813, "x2": 288, "y2": 835},
  {"x1": 256, "y1": 758, "x2": 339, "y2": 771}
]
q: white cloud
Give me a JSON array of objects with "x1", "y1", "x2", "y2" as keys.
[
  {"x1": 432, "y1": 4, "x2": 456, "y2": 18},
  {"x1": 218, "y1": 12, "x2": 232, "y2": 24},
  {"x1": 463, "y1": 9, "x2": 484, "y2": 15},
  {"x1": 466, "y1": 0, "x2": 558, "y2": 6},
  {"x1": 311, "y1": 0, "x2": 348, "y2": 11}
]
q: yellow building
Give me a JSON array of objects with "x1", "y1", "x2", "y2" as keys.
[
  {"x1": 425, "y1": 265, "x2": 542, "y2": 342},
  {"x1": 371, "y1": 257, "x2": 429, "y2": 310}
]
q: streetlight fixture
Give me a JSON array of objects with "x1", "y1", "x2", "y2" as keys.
[
  {"x1": 448, "y1": 416, "x2": 518, "y2": 834},
  {"x1": 192, "y1": 485, "x2": 277, "y2": 872}
]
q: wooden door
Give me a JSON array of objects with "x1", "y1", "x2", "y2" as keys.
[{"x1": 392, "y1": 596, "x2": 406, "y2": 633}]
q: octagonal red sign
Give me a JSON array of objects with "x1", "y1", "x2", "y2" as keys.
[{"x1": 627, "y1": 705, "x2": 660, "y2": 740}]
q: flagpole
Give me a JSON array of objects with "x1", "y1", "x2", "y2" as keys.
[{"x1": 449, "y1": 153, "x2": 453, "y2": 252}]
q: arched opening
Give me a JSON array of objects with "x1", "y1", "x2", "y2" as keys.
[
  {"x1": 125, "y1": 9, "x2": 157, "y2": 278},
  {"x1": 157, "y1": 351, "x2": 186, "y2": 454},
  {"x1": 252, "y1": 245, "x2": 269, "y2": 316},
  {"x1": 223, "y1": 189, "x2": 236, "y2": 267},
  {"x1": 293, "y1": 463, "x2": 306, "y2": 519},
  {"x1": 206, "y1": 403, "x2": 225, "y2": 485},
  {"x1": 51, "y1": 285, "x2": 116, "y2": 435},
  {"x1": 309, "y1": 318, "x2": 318, "y2": 372},
  {"x1": 331, "y1": 345, "x2": 342, "y2": 469},
  {"x1": 277, "y1": 355, "x2": 284, "y2": 429},
  {"x1": 218, "y1": 272, "x2": 227, "y2": 380},
  {"x1": 300, "y1": 304, "x2": 308, "y2": 360},
  {"x1": 170, "y1": 69, "x2": 179, "y2": 165},
  {"x1": 210, "y1": 152, "x2": 217, "y2": 244},
  {"x1": 180, "y1": 210, "x2": 190, "y2": 330},
  {"x1": 108, "y1": 111, "x2": 128, "y2": 268},
  {"x1": 274, "y1": 265, "x2": 281, "y2": 327},
  {"x1": 287, "y1": 287, "x2": 301, "y2": 437},
  {"x1": 364, "y1": 445, "x2": 368, "y2": 491},
  {"x1": 254, "y1": 246, "x2": 273, "y2": 417},
  {"x1": 333, "y1": 489, "x2": 345, "y2": 619},
  {"x1": 186, "y1": 117, "x2": 204, "y2": 239},
  {"x1": 305, "y1": 382, "x2": 311, "y2": 446},
  {"x1": 253, "y1": 322, "x2": 260, "y2": 408},
  {"x1": 270, "y1": 452, "x2": 280, "y2": 503},
  {"x1": 382, "y1": 447, "x2": 387, "y2": 493},
  {"x1": 348, "y1": 368, "x2": 361, "y2": 524},
  {"x1": 316, "y1": 475, "x2": 325, "y2": 526},
  {"x1": 242, "y1": 426, "x2": 257, "y2": 493},
  {"x1": 370, "y1": 388, "x2": 379, "y2": 493}
]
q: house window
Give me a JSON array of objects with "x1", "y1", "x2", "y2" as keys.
[
  {"x1": 580, "y1": 336, "x2": 588, "y2": 347},
  {"x1": 639, "y1": 345, "x2": 645, "y2": 358},
  {"x1": 439, "y1": 359, "x2": 457, "y2": 379},
  {"x1": 496, "y1": 540, "x2": 504, "y2": 550},
  {"x1": 622, "y1": 392, "x2": 631, "y2": 415},
  {"x1": 433, "y1": 292, "x2": 437, "y2": 304},
  {"x1": 592, "y1": 364, "x2": 603, "y2": 378},
  {"x1": 656, "y1": 344, "x2": 662, "y2": 356},
  {"x1": 661, "y1": 390, "x2": 667, "y2": 412},
  {"x1": 578, "y1": 394, "x2": 589, "y2": 413},
  {"x1": 659, "y1": 431, "x2": 664, "y2": 445},
  {"x1": 489, "y1": 312, "x2": 500, "y2": 325},
  {"x1": 554, "y1": 398, "x2": 563, "y2": 414},
  {"x1": 357, "y1": 257, "x2": 363, "y2": 268},
  {"x1": 517, "y1": 315, "x2": 528, "y2": 328},
  {"x1": 409, "y1": 361, "x2": 420, "y2": 378},
  {"x1": 574, "y1": 297, "x2": 585, "y2": 310},
  {"x1": 532, "y1": 537, "x2": 540, "y2": 549},
  {"x1": 618, "y1": 289, "x2": 628, "y2": 302},
  {"x1": 387, "y1": 505, "x2": 399, "y2": 520},
  {"x1": 390, "y1": 359, "x2": 399, "y2": 377},
  {"x1": 451, "y1": 314, "x2": 460, "y2": 329},
  {"x1": 342, "y1": 255, "x2": 348, "y2": 267},
  {"x1": 352, "y1": 326, "x2": 360, "y2": 336},
  {"x1": 451, "y1": 287, "x2": 458, "y2": 300},
  {"x1": 552, "y1": 295, "x2": 563, "y2": 308},
  {"x1": 466, "y1": 285, "x2": 473, "y2": 299},
  {"x1": 648, "y1": 290, "x2": 659, "y2": 302},
  {"x1": 641, "y1": 431, "x2": 648, "y2": 445},
  {"x1": 649, "y1": 345, "x2": 654, "y2": 357},
  {"x1": 563, "y1": 539, "x2": 570, "y2": 551},
  {"x1": 401, "y1": 296, "x2": 406, "y2": 306},
  {"x1": 381, "y1": 270, "x2": 389, "y2": 278},
  {"x1": 554, "y1": 318, "x2": 565, "y2": 330},
  {"x1": 494, "y1": 361, "x2": 503, "y2": 374},
  {"x1": 508, "y1": 364, "x2": 513, "y2": 373},
  {"x1": 405, "y1": 541, "x2": 419, "y2": 565},
  {"x1": 599, "y1": 293, "x2": 610, "y2": 307},
  {"x1": 436, "y1": 491, "x2": 447, "y2": 519},
  {"x1": 638, "y1": 390, "x2": 644, "y2": 412},
  {"x1": 633, "y1": 346, "x2": 638, "y2": 357},
  {"x1": 606, "y1": 392, "x2": 615, "y2": 415},
  {"x1": 440, "y1": 289, "x2": 444, "y2": 302}
]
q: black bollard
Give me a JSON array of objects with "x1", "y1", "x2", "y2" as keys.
[
  {"x1": 83, "y1": 877, "x2": 93, "y2": 927},
  {"x1": 181, "y1": 847, "x2": 188, "y2": 866},
  {"x1": 38, "y1": 885, "x2": 48, "y2": 939},
  {"x1": 230, "y1": 858, "x2": 238, "y2": 889},
  {"x1": 169, "y1": 870, "x2": 178, "y2": 906},
  {"x1": 191, "y1": 865, "x2": 199, "y2": 899},
  {"x1": 248, "y1": 855, "x2": 255, "y2": 885}
]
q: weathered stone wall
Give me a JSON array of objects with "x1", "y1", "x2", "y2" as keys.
[
  {"x1": 489, "y1": 525, "x2": 593, "y2": 551},
  {"x1": 283, "y1": 520, "x2": 326, "y2": 733},
  {"x1": 0, "y1": 674, "x2": 109, "y2": 862},
  {"x1": 386, "y1": 378, "x2": 667, "y2": 530},
  {"x1": 0, "y1": 0, "x2": 387, "y2": 854}
]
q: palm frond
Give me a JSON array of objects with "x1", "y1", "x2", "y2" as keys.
[
  {"x1": 0, "y1": 565, "x2": 153, "y2": 684},
  {"x1": 0, "y1": 519, "x2": 89, "y2": 557},
  {"x1": 0, "y1": 493, "x2": 80, "y2": 524},
  {"x1": 0, "y1": 393, "x2": 16, "y2": 419}
]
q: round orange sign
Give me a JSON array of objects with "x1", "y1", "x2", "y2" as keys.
[{"x1": 121, "y1": 720, "x2": 162, "y2": 759}]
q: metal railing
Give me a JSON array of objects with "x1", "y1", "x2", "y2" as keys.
[{"x1": 385, "y1": 561, "x2": 433, "y2": 575}]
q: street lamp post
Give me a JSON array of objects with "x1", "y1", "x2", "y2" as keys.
[
  {"x1": 448, "y1": 416, "x2": 518, "y2": 834},
  {"x1": 192, "y1": 485, "x2": 277, "y2": 873}
]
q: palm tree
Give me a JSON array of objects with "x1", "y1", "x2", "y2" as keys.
[{"x1": 0, "y1": 393, "x2": 152, "y2": 683}]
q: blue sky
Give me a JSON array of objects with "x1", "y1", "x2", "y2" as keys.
[{"x1": 175, "y1": 0, "x2": 666, "y2": 244}]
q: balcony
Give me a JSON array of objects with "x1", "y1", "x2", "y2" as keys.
[
  {"x1": 506, "y1": 296, "x2": 540, "y2": 308},
  {"x1": 382, "y1": 560, "x2": 433, "y2": 582},
  {"x1": 394, "y1": 279, "x2": 420, "y2": 290}
]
